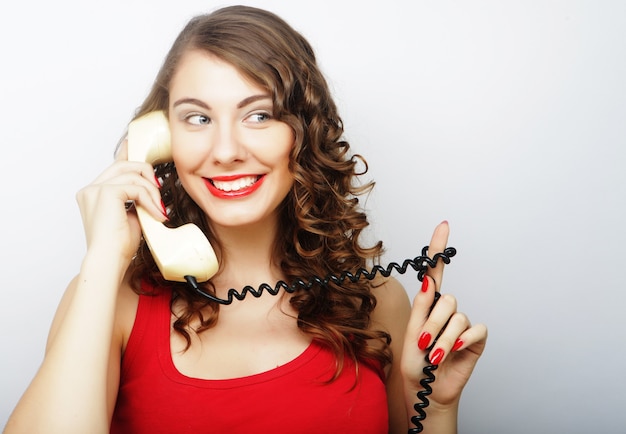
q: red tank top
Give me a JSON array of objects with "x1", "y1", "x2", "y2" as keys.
[{"x1": 110, "y1": 283, "x2": 389, "y2": 433}]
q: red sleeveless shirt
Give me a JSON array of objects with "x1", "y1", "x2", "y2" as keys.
[{"x1": 110, "y1": 283, "x2": 389, "y2": 433}]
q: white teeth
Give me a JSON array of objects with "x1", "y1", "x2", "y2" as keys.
[{"x1": 212, "y1": 176, "x2": 258, "y2": 192}]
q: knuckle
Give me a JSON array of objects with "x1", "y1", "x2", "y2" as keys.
[
  {"x1": 448, "y1": 314, "x2": 470, "y2": 333},
  {"x1": 477, "y1": 323, "x2": 489, "y2": 338},
  {"x1": 438, "y1": 293, "x2": 457, "y2": 310},
  {"x1": 451, "y1": 311, "x2": 469, "y2": 326},
  {"x1": 76, "y1": 185, "x2": 96, "y2": 204}
]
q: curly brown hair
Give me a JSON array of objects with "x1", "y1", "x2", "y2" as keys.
[{"x1": 128, "y1": 5, "x2": 392, "y2": 374}]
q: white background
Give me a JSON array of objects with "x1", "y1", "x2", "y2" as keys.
[{"x1": 1, "y1": 1, "x2": 625, "y2": 433}]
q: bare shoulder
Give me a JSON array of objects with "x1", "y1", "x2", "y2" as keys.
[{"x1": 370, "y1": 276, "x2": 412, "y2": 328}]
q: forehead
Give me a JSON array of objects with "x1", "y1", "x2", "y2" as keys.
[{"x1": 169, "y1": 49, "x2": 266, "y2": 100}]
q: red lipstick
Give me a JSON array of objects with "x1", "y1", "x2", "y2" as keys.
[{"x1": 204, "y1": 175, "x2": 265, "y2": 199}]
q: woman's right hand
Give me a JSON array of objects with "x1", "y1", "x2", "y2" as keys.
[{"x1": 75, "y1": 139, "x2": 166, "y2": 263}]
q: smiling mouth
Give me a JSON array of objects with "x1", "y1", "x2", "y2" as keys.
[{"x1": 210, "y1": 175, "x2": 261, "y2": 192}]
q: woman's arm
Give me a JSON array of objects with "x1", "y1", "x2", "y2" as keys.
[
  {"x1": 370, "y1": 276, "x2": 412, "y2": 433},
  {"x1": 5, "y1": 144, "x2": 164, "y2": 433},
  {"x1": 5, "y1": 253, "x2": 127, "y2": 433}
]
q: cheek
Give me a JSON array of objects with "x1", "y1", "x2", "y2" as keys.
[
  {"x1": 272, "y1": 127, "x2": 295, "y2": 171},
  {"x1": 273, "y1": 146, "x2": 295, "y2": 186},
  {"x1": 170, "y1": 133, "x2": 207, "y2": 173},
  {"x1": 170, "y1": 141, "x2": 203, "y2": 197},
  {"x1": 170, "y1": 129, "x2": 188, "y2": 166}
]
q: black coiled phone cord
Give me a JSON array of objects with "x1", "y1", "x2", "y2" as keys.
[
  {"x1": 185, "y1": 245, "x2": 456, "y2": 434},
  {"x1": 185, "y1": 245, "x2": 455, "y2": 305},
  {"x1": 409, "y1": 290, "x2": 442, "y2": 433}
]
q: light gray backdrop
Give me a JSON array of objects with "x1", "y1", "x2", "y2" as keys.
[{"x1": 1, "y1": 1, "x2": 625, "y2": 433}]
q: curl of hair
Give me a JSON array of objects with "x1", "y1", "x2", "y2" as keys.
[{"x1": 128, "y1": 5, "x2": 391, "y2": 375}]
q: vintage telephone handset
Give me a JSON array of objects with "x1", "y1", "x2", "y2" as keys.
[
  {"x1": 127, "y1": 111, "x2": 219, "y2": 282},
  {"x1": 128, "y1": 110, "x2": 455, "y2": 434}
]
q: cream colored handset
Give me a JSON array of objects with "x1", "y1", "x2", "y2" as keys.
[{"x1": 127, "y1": 111, "x2": 218, "y2": 282}]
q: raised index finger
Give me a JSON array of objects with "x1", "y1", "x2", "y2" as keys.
[{"x1": 426, "y1": 220, "x2": 449, "y2": 291}]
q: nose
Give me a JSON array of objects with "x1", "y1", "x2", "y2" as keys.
[{"x1": 210, "y1": 123, "x2": 246, "y2": 165}]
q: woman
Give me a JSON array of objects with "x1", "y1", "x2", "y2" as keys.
[{"x1": 5, "y1": 5, "x2": 487, "y2": 433}]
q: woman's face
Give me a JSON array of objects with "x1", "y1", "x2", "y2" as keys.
[{"x1": 168, "y1": 50, "x2": 295, "y2": 231}]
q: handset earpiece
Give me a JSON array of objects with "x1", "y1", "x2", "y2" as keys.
[{"x1": 127, "y1": 111, "x2": 218, "y2": 282}]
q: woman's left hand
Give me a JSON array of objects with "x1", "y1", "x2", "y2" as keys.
[{"x1": 401, "y1": 221, "x2": 488, "y2": 409}]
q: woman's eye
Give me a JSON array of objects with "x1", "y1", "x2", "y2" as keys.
[
  {"x1": 186, "y1": 114, "x2": 210, "y2": 125},
  {"x1": 247, "y1": 112, "x2": 271, "y2": 123}
]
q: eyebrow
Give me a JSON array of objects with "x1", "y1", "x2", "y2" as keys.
[
  {"x1": 172, "y1": 94, "x2": 272, "y2": 110},
  {"x1": 237, "y1": 94, "x2": 272, "y2": 108}
]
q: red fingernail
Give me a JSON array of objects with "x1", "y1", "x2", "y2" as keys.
[
  {"x1": 452, "y1": 339, "x2": 464, "y2": 352},
  {"x1": 421, "y1": 277, "x2": 429, "y2": 293},
  {"x1": 160, "y1": 201, "x2": 169, "y2": 220},
  {"x1": 430, "y1": 348, "x2": 445, "y2": 365},
  {"x1": 418, "y1": 331, "x2": 431, "y2": 351}
]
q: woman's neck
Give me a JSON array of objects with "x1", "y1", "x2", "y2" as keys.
[{"x1": 210, "y1": 217, "x2": 284, "y2": 290}]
